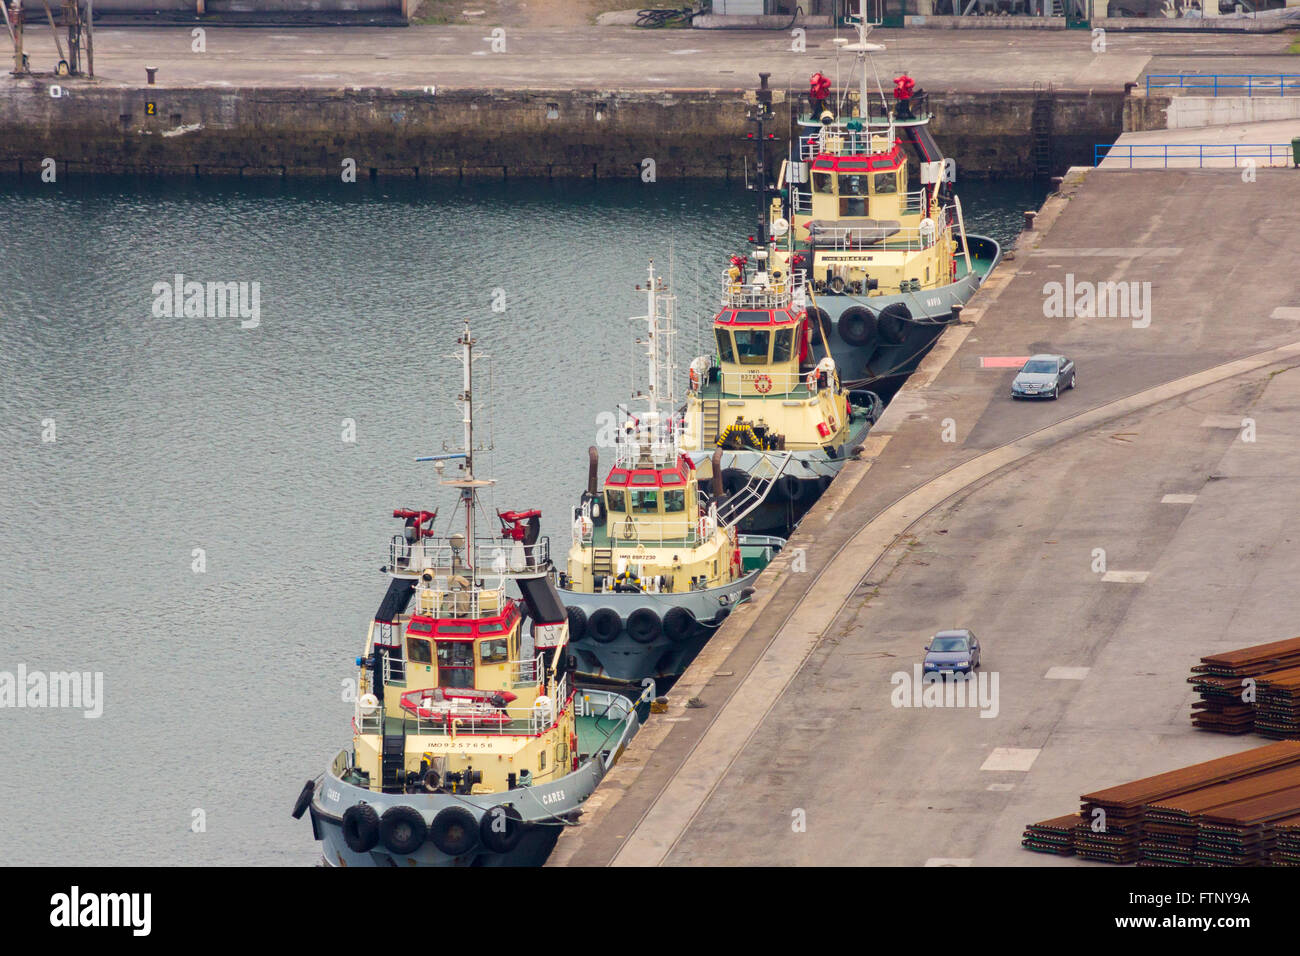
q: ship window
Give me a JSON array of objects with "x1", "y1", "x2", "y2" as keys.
[
  {"x1": 772, "y1": 326, "x2": 795, "y2": 362},
  {"x1": 735, "y1": 310, "x2": 768, "y2": 324},
  {"x1": 540, "y1": 749, "x2": 547, "y2": 771},
  {"x1": 631, "y1": 490, "x2": 659, "y2": 514},
  {"x1": 407, "y1": 618, "x2": 434, "y2": 636},
  {"x1": 715, "y1": 327, "x2": 735, "y2": 363},
  {"x1": 436, "y1": 640, "x2": 475, "y2": 689},
  {"x1": 838, "y1": 174, "x2": 866, "y2": 196},
  {"x1": 438, "y1": 624, "x2": 472, "y2": 634},
  {"x1": 606, "y1": 489, "x2": 626, "y2": 513},
  {"x1": 732, "y1": 329, "x2": 771, "y2": 365},
  {"x1": 479, "y1": 638, "x2": 509, "y2": 663},
  {"x1": 874, "y1": 171, "x2": 898, "y2": 194},
  {"x1": 813, "y1": 172, "x2": 834, "y2": 195},
  {"x1": 407, "y1": 637, "x2": 432, "y2": 664},
  {"x1": 663, "y1": 489, "x2": 686, "y2": 513},
  {"x1": 478, "y1": 623, "x2": 505, "y2": 634}
]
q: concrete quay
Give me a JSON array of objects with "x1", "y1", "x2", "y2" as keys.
[
  {"x1": 550, "y1": 165, "x2": 1300, "y2": 866},
  {"x1": 2, "y1": 26, "x2": 1296, "y2": 178}
]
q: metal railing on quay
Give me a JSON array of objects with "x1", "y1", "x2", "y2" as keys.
[{"x1": 1145, "y1": 74, "x2": 1300, "y2": 98}]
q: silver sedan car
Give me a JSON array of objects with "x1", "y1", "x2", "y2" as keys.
[{"x1": 1010, "y1": 354, "x2": 1076, "y2": 400}]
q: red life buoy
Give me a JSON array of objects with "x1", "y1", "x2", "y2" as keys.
[
  {"x1": 806, "y1": 371, "x2": 818, "y2": 392},
  {"x1": 689, "y1": 367, "x2": 700, "y2": 391},
  {"x1": 754, "y1": 374, "x2": 773, "y2": 394}
]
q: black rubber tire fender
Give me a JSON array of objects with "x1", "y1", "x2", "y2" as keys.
[
  {"x1": 588, "y1": 607, "x2": 622, "y2": 644},
  {"x1": 836, "y1": 306, "x2": 878, "y2": 347},
  {"x1": 341, "y1": 803, "x2": 380, "y2": 853},
  {"x1": 712, "y1": 606, "x2": 731, "y2": 627},
  {"x1": 721, "y1": 467, "x2": 749, "y2": 496},
  {"x1": 775, "y1": 473, "x2": 802, "y2": 502},
  {"x1": 291, "y1": 779, "x2": 314, "y2": 820},
  {"x1": 380, "y1": 805, "x2": 428, "y2": 855},
  {"x1": 566, "y1": 605, "x2": 587, "y2": 642},
  {"x1": 876, "y1": 302, "x2": 912, "y2": 344},
  {"x1": 479, "y1": 804, "x2": 527, "y2": 854},
  {"x1": 804, "y1": 306, "x2": 833, "y2": 345},
  {"x1": 662, "y1": 606, "x2": 697, "y2": 642},
  {"x1": 428, "y1": 806, "x2": 479, "y2": 857},
  {"x1": 626, "y1": 606, "x2": 662, "y2": 644}
]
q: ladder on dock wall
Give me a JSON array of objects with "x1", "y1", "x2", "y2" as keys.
[
  {"x1": 1032, "y1": 82, "x2": 1055, "y2": 179},
  {"x1": 701, "y1": 400, "x2": 721, "y2": 446}
]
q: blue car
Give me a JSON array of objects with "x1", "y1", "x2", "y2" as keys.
[{"x1": 923, "y1": 629, "x2": 982, "y2": 677}]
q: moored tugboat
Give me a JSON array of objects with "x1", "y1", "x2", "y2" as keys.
[
  {"x1": 558, "y1": 263, "x2": 785, "y2": 685},
  {"x1": 758, "y1": 19, "x2": 1001, "y2": 402},
  {"x1": 681, "y1": 260, "x2": 883, "y2": 538},
  {"x1": 294, "y1": 319, "x2": 644, "y2": 867}
]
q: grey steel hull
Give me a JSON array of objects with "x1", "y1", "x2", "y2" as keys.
[
  {"x1": 560, "y1": 563, "x2": 769, "y2": 684},
  {"x1": 809, "y1": 234, "x2": 1000, "y2": 401},
  {"x1": 308, "y1": 689, "x2": 639, "y2": 867}
]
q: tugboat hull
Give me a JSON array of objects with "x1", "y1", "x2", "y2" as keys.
[
  {"x1": 807, "y1": 235, "x2": 1000, "y2": 401},
  {"x1": 560, "y1": 558, "x2": 776, "y2": 685},
  {"x1": 309, "y1": 689, "x2": 640, "y2": 867}
]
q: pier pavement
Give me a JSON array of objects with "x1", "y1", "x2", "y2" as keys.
[
  {"x1": 550, "y1": 165, "x2": 1300, "y2": 866},
  {"x1": 6, "y1": 25, "x2": 1291, "y2": 91}
]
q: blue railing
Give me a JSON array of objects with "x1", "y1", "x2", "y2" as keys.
[
  {"x1": 1094, "y1": 143, "x2": 1295, "y2": 169},
  {"x1": 1145, "y1": 74, "x2": 1300, "y2": 97}
]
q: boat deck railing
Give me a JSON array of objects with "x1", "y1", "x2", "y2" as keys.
[
  {"x1": 356, "y1": 676, "x2": 571, "y2": 739},
  {"x1": 389, "y1": 534, "x2": 551, "y2": 583},
  {"x1": 582, "y1": 512, "x2": 707, "y2": 549},
  {"x1": 811, "y1": 205, "x2": 953, "y2": 253},
  {"x1": 715, "y1": 368, "x2": 824, "y2": 396},
  {"x1": 722, "y1": 270, "x2": 806, "y2": 309},
  {"x1": 789, "y1": 187, "x2": 926, "y2": 217}
]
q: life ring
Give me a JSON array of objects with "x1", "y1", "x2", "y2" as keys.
[
  {"x1": 588, "y1": 607, "x2": 622, "y2": 644},
  {"x1": 806, "y1": 371, "x2": 818, "y2": 392},
  {"x1": 291, "y1": 779, "x2": 314, "y2": 820},
  {"x1": 380, "y1": 805, "x2": 428, "y2": 855},
  {"x1": 689, "y1": 367, "x2": 700, "y2": 391},
  {"x1": 566, "y1": 605, "x2": 588, "y2": 641},
  {"x1": 341, "y1": 803, "x2": 380, "y2": 853},
  {"x1": 753, "y1": 374, "x2": 773, "y2": 394},
  {"x1": 626, "y1": 607, "x2": 662, "y2": 644},
  {"x1": 429, "y1": 807, "x2": 479, "y2": 857},
  {"x1": 479, "y1": 804, "x2": 526, "y2": 854},
  {"x1": 662, "y1": 606, "x2": 698, "y2": 642}
]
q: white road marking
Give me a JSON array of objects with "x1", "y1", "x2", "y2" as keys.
[
  {"x1": 1044, "y1": 666, "x2": 1090, "y2": 680},
  {"x1": 986, "y1": 783, "x2": 1016, "y2": 792},
  {"x1": 980, "y1": 748, "x2": 1041, "y2": 772},
  {"x1": 925, "y1": 858, "x2": 973, "y2": 867},
  {"x1": 1101, "y1": 570, "x2": 1149, "y2": 583},
  {"x1": 1201, "y1": 414, "x2": 1246, "y2": 429},
  {"x1": 1271, "y1": 307, "x2": 1300, "y2": 321},
  {"x1": 1161, "y1": 493, "x2": 1197, "y2": 504}
]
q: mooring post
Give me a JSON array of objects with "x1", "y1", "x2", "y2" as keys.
[
  {"x1": 9, "y1": 0, "x2": 23, "y2": 76},
  {"x1": 85, "y1": 0, "x2": 92, "y2": 77}
]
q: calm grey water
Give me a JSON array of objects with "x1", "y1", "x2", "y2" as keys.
[{"x1": 0, "y1": 176, "x2": 1040, "y2": 865}]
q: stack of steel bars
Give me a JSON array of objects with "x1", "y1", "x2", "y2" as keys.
[
  {"x1": 1140, "y1": 765, "x2": 1300, "y2": 866},
  {"x1": 1271, "y1": 815, "x2": 1300, "y2": 866},
  {"x1": 1189, "y1": 637, "x2": 1300, "y2": 735},
  {"x1": 1020, "y1": 813, "x2": 1080, "y2": 856},
  {"x1": 1195, "y1": 787, "x2": 1300, "y2": 866},
  {"x1": 1255, "y1": 668, "x2": 1300, "y2": 740},
  {"x1": 1023, "y1": 741, "x2": 1300, "y2": 864}
]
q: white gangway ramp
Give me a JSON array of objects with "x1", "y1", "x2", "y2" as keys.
[{"x1": 713, "y1": 450, "x2": 795, "y2": 529}]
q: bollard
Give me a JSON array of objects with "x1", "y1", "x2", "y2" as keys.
[
  {"x1": 1050, "y1": 176, "x2": 1064, "y2": 193},
  {"x1": 1023, "y1": 210, "x2": 1037, "y2": 231},
  {"x1": 950, "y1": 304, "x2": 963, "y2": 325},
  {"x1": 145, "y1": 66, "x2": 157, "y2": 85}
]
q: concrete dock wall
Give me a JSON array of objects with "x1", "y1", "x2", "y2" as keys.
[{"x1": 0, "y1": 83, "x2": 1125, "y2": 178}]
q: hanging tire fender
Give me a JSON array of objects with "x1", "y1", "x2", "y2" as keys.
[
  {"x1": 341, "y1": 803, "x2": 380, "y2": 853},
  {"x1": 428, "y1": 807, "x2": 480, "y2": 857},
  {"x1": 379, "y1": 805, "x2": 429, "y2": 855}
]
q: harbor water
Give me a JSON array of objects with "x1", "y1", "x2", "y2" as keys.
[{"x1": 0, "y1": 176, "x2": 1041, "y2": 864}]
